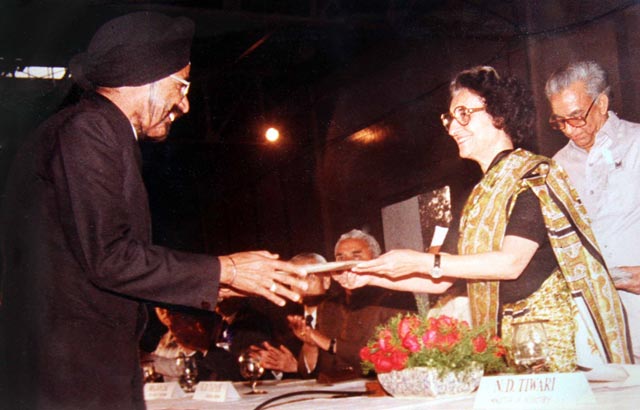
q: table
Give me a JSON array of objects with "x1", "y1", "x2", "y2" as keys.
[{"x1": 146, "y1": 372, "x2": 640, "y2": 410}]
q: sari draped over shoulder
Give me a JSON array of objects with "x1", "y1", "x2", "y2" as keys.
[{"x1": 460, "y1": 149, "x2": 632, "y2": 364}]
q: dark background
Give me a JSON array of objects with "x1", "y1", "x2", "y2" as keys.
[{"x1": 2, "y1": 0, "x2": 639, "y2": 260}]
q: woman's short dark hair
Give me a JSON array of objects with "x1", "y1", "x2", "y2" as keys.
[{"x1": 449, "y1": 66, "x2": 535, "y2": 148}]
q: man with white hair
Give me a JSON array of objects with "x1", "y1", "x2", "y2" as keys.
[
  {"x1": 546, "y1": 60, "x2": 640, "y2": 361},
  {"x1": 288, "y1": 229, "x2": 418, "y2": 380}
]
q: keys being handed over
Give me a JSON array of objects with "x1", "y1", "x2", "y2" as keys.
[{"x1": 219, "y1": 251, "x2": 308, "y2": 306}]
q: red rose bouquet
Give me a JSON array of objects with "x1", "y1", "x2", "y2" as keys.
[{"x1": 360, "y1": 314, "x2": 507, "y2": 376}]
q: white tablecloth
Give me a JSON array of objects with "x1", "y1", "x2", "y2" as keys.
[{"x1": 146, "y1": 369, "x2": 640, "y2": 410}]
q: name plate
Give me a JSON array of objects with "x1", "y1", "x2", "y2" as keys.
[
  {"x1": 193, "y1": 381, "x2": 240, "y2": 402},
  {"x1": 473, "y1": 372, "x2": 595, "y2": 409},
  {"x1": 143, "y1": 382, "x2": 185, "y2": 400}
]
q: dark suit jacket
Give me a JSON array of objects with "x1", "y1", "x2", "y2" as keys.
[
  {"x1": 297, "y1": 286, "x2": 417, "y2": 379},
  {"x1": 200, "y1": 306, "x2": 273, "y2": 381},
  {"x1": 1, "y1": 93, "x2": 220, "y2": 410}
]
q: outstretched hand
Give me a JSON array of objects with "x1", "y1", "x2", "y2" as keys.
[
  {"x1": 351, "y1": 249, "x2": 430, "y2": 278},
  {"x1": 332, "y1": 270, "x2": 372, "y2": 289},
  {"x1": 220, "y1": 251, "x2": 308, "y2": 306}
]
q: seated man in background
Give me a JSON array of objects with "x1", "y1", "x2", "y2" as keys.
[
  {"x1": 289, "y1": 229, "x2": 418, "y2": 380},
  {"x1": 141, "y1": 307, "x2": 226, "y2": 382},
  {"x1": 207, "y1": 297, "x2": 273, "y2": 380},
  {"x1": 254, "y1": 252, "x2": 331, "y2": 376},
  {"x1": 143, "y1": 297, "x2": 273, "y2": 382}
]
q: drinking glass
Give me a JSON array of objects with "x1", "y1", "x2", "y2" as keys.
[
  {"x1": 176, "y1": 353, "x2": 198, "y2": 392},
  {"x1": 512, "y1": 320, "x2": 549, "y2": 373},
  {"x1": 238, "y1": 351, "x2": 266, "y2": 394},
  {"x1": 141, "y1": 360, "x2": 163, "y2": 383}
]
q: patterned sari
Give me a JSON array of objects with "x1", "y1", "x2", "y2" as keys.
[{"x1": 460, "y1": 149, "x2": 632, "y2": 367}]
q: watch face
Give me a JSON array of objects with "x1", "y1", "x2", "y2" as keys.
[{"x1": 432, "y1": 254, "x2": 442, "y2": 278}]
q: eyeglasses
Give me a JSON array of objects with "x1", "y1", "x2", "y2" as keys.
[
  {"x1": 548, "y1": 95, "x2": 599, "y2": 130},
  {"x1": 440, "y1": 106, "x2": 486, "y2": 130},
  {"x1": 170, "y1": 75, "x2": 191, "y2": 97}
]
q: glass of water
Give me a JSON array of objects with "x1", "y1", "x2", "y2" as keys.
[
  {"x1": 238, "y1": 350, "x2": 266, "y2": 394},
  {"x1": 512, "y1": 320, "x2": 549, "y2": 373},
  {"x1": 176, "y1": 353, "x2": 198, "y2": 392}
]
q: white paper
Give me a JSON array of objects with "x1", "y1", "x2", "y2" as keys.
[
  {"x1": 193, "y1": 381, "x2": 240, "y2": 402},
  {"x1": 299, "y1": 261, "x2": 359, "y2": 273},
  {"x1": 143, "y1": 382, "x2": 186, "y2": 400},
  {"x1": 474, "y1": 372, "x2": 595, "y2": 409},
  {"x1": 430, "y1": 225, "x2": 449, "y2": 247}
]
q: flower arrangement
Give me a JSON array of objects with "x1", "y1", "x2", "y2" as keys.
[{"x1": 360, "y1": 313, "x2": 507, "y2": 376}]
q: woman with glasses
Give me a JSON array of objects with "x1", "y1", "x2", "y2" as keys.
[{"x1": 348, "y1": 66, "x2": 633, "y2": 371}]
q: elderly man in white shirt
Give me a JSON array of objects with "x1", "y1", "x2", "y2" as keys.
[{"x1": 546, "y1": 60, "x2": 640, "y2": 361}]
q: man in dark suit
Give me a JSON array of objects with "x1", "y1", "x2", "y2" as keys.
[
  {"x1": 253, "y1": 252, "x2": 331, "y2": 376},
  {"x1": 0, "y1": 11, "x2": 306, "y2": 410},
  {"x1": 289, "y1": 230, "x2": 418, "y2": 380}
]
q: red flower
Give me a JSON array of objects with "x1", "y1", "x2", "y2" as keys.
[
  {"x1": 402, "y1": 334, "x2": 421, "y2": 352},
  {"x1": 390, "y1": 350, "x2": 408, "y2": 371},
  {"x1": 443, "y1": 330, "x2": 461, "y2": 346},
  {"x1": 436, "y1": 315, "x2": 455, "y2": 328},
  {"x1": 398, "y1": 316, "x2": 421, "y2": 339},
  {"x1": 361, "y1": 314, "x2": 508, "y2": 375},
  {"x1": 472, "y1": 335, "x2": 487, "y2": 353},
  {"x1": 491, "y1": 336, "x2": 506, "y2": 357},
  {"x1": 372, "y1": 351, "x2": 394, "y2": 373},
  {"x1": 377, "y1": 328, "x2": 393, "y2": 351},
  {"x1": 422, "y1": 329, "x2": 438, "y2": 348},
  {"x1": 360, "y1": 346, "x2": 372, "y2": 361}
]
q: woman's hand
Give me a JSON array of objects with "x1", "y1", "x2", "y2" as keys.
[
  {"x1": 351, "y1": 249, "x2": 431, "y2": 278},
  {"x1": 334, "y1": 270, "x2": 372, "y2": 289}
]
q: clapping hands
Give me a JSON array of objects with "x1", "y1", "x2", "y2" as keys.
[{"x1": 250, "y1": 342, "x2": 298, "y2": 373}]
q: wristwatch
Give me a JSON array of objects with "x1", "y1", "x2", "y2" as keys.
[{"x1": 431, "y1": 254, "x2": 443, "y2": 279}]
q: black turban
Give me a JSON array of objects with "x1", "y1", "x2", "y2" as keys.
[{"x1": 69, "y1": 11, "x2": 194, "y2": 88}]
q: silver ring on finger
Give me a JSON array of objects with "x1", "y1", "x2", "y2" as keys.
[{"x1": 269, "y1": 282, "x2": 278, "y2": 292}]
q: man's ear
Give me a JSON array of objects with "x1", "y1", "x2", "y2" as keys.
[{"x1": 596, "y1": 93, "x2": 609, "y2": 114}]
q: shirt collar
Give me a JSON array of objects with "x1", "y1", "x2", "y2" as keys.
[
  {"x1": 567, "y1": 111, "x2": 619, "y2": 153},
  {"x1": 595, "y1": 111, "x2": 620, "y2": 146}
]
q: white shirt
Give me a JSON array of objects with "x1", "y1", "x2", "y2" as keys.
[
  {"x1": 553, "y1": 112, "x2": 640, "y2": 267},
  {"x1": 554, "y1": 112, "x2": 640, "y2": 359},
  {"x1": 303, "y1": 306, "x2": 318, "y2": 329}
]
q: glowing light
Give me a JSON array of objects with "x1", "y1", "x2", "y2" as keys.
[{"x1": 265, "y1": 127, "x2": 280, "y2": 142}]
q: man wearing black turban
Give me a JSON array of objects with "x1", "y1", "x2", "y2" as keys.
[{"x1": 1, "y1": 12, "x2": 308, "y2": 410}]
